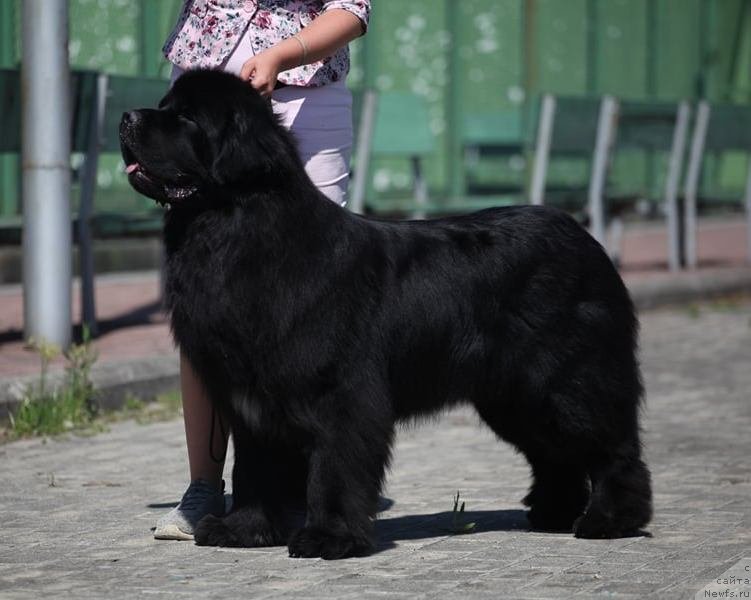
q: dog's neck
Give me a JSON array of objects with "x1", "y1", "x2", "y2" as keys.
[{"x1": 162, "y1": 181, "x2": 347, "y2": 261}]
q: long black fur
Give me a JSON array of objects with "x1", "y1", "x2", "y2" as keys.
[{"x1": 120, "y1": 70, "x2": 652, "y2": 559}]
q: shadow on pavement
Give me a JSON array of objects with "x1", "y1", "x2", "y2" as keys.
[
  {"x1": 376, "y1": 508, "x2": 529, "y2": 542},
  {"x1": 141, "y1": 504, "x2": 529, "y2": 555},
  {"x1": 0, "y1": 300, "x2": 164, "y2": 345}
]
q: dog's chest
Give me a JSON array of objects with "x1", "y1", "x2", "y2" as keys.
[
  {"x1": 165, "y1": 223, "x2": 258, "y2": 342},
  {"x1": 229, "y1": 389, "x2": 300, "y2": 444}
]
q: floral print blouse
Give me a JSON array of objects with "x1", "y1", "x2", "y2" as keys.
[{"x1": 163, "y1": 0, "x2": 370, "y2": 87}]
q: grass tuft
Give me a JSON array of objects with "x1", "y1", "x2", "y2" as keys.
[
  {"x1": 9, "y1": 328, "x2": 99, "y2": 438},
  {"x1": 107, "y1": 390, "x2": 183, "y2": 425},
  {"x1": 3, "y1": 327, "x2": 184, "y2": 442},
  {"x1": 445, "y1": 491, "x2": 476, "y2": 534}
]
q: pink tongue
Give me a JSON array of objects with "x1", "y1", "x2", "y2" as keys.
[{"x1": 125, "y1": 163, "x2": 139, "y2": 174}]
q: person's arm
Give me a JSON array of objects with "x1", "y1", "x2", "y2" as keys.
[{"x1": 240, "y1": 8, "x2": 366, "y2": 96}]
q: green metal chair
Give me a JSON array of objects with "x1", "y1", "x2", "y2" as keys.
[
  {"x1": 529, "y1": 94, "x2": 618, "y2": 247},
  {"x1": 350, "y1": 91, "x2": 521, "y2": 218},
  {"x1": 0, "y1": 68, "x2": 22, "y2": 236},
  {"x1": 0, "y1": 68, "x2": 169, "y2": 333},
  {"x1": 77, "y1": 72, "x2": 168, "y2": 331},
  {"x1": 92, "y1": 73, "x2": 168, "y2": 236},
  {"x1": 683, "y1": 101, "x2": 751, "y2": 268},
  {"x1": 0, "y1": 68, "x2": 103, "y2": 332},
  {"x1": 0, "y1": 69, "x2": 21, "y2": 154},
  {"x1": 350, "y1": 90, "x2": 434, "y2": 218},
  {"x1": 461, "y1": 109, "x2": 526, "y2": 198},
  {"x1": 614, "y1": 100, "x2": 691, "y2": 270}
]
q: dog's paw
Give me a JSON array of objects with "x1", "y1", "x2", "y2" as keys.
[
  {"x1": 288, "y1": 527, "x2": 373, "y2": 560},
  {"x1": 573, "y1": 510, "x2": 648, "y2": 539},
  {"x1": 194, "y1": 514, "x2": 241, "y2": 547},
  {"x1": 194, "y1": 512, "x2": 284, "y2": 547},
  {"x1": 573, "y1": 511, "x2": 623, "y2": 539}
]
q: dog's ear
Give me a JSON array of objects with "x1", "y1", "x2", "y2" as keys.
[{"x1": 210, "y1": 104, "x2": 291, "y2": 187}]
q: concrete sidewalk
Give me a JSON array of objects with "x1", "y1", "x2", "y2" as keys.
[{"x1": 0, "y1": 299, "x2": 749, "y2": 598}]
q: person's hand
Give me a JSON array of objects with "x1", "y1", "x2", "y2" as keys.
[{"x1": 240, "y1": 49, "x2": 283, "y2": 97}]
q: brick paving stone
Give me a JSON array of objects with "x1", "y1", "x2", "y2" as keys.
[{"x1": 0, "y1": 298, "x2": 750, "y2": 598}]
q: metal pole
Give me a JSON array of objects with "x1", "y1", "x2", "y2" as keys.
[
  {"x1": 683, "y1": 101, "x2": 710, "y2": 269},
  {"x1": 411, "y1": 156, "x2": 428, "y2": 220},
  {"x1": 21, "y1": 0, "x2": 72, "y2": 348},
  {"x1": 445, "y1": 0, "x2": 462, "y2": 200},
  {"x1": 349, "y1": 90, "x2": 377, "y2": 215},
  {"x1": 664, "y1": 101, "x2": 691, "y2": 271},
  {"x1": 529, "y1": 94, "x2": 556, "y2": 205},
  {"x1": 78, "y1": 73, "x2": 109, "y2": 337},
  {"x1": 588, "y1": 95, "x2": 619, "y2": 246}
]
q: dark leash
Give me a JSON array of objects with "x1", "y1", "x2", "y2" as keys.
[{"x1": 209, "y1": 405, "x2": 228, "y2": 464}]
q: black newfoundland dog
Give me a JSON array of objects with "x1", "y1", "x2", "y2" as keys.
[{"x1": 120, "y1": 70, "x2": 651, "y2": 559}]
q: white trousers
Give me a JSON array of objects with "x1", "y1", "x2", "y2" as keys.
[{"x1": 170, "y1": 30, "x2": 353, "y2": 206}]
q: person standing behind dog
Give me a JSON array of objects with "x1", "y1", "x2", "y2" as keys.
[{"x1": 154, "y1": 0, "x2": 370, "y2": 541}]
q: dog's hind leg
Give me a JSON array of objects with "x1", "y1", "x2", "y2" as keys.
[
  {"x1": 522, "y1": 455, "x2": 590, "y2": 532},
  {"x1": 474, "y1": 403, "x2": 590, "y2": 532},
  {"x1": 574, "y1": 444, "x2": 652, "y2": 539}
]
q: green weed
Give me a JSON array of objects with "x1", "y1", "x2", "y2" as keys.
[
  {"x1": 445, "y1": 491, "x2": 476, "y2": 534},
  {"x1": 9, "y1": 329, "x2": 99, "y2": 438},
  {"x1": 685, "y1": 304, "x2": 701, "y2": 319},
  {"x1": 111, "y1": 390, "x2": 183, "y2": 425},
  {"x1": 123, "y1": 394, "x2": 145, "y2": 412}
]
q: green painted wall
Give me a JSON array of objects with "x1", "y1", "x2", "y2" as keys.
[
  {"x1": 0, "y1": 0, "x2": 750, "y2": 217},
  {"x1": 358, "y1": 0, "x2": 751, "y2": 204}
]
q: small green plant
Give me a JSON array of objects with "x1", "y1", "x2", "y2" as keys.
[
  {"x1": 123, "y1": 394, "x2": 145, "y2": 412},
  {"x1": 707, "y1": 295, "x2": 747, "y2": 313},
  {"x1": 9, "y1": 328, "x2": 99, "y2": 438},
  {"x1": 130, "y1": 390, "x2": 183, "y2": 425},
  {"x1": 445, "y1": 491, "x2": 476, "y2": 534},
  {"x1": 156, "y1": 390, "x2": 182, "y2": 413}
]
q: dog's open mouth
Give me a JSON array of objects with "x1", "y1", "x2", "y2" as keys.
[
  {"x1": 123, "y1": 158, "x2": 197, "y2": 206},
  {"x1": 122, "y1": 158, "x2": 154, "y2": 186},
  {"x1": 122, "y1": 160, "x2": 167, "y2": 206}
]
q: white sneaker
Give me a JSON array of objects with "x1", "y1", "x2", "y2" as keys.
[{"x1": 154, "y1": 480, "x2": 225, "y2": 541}]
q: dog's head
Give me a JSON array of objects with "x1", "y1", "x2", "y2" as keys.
[{"x1": 119, "y1": 69, "x2": 298, "y2": 206}]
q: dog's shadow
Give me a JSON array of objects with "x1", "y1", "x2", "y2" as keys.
[
  {"x1": 375, "y1": 508, "x2": 529, "y2": 545},
  {"x1": 147, "y1": 497, "x2": 532, "y2": 553}
]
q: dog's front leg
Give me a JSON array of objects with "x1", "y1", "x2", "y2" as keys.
[
  {"x1": 194, "y1": 433, "x2": 287, "y2": 547},
  {"x1": 287, "y1": 421, "x2": 393, "y2": 560}
]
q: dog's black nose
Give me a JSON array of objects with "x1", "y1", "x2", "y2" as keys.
[{"x1": 122, "y1": 111, "x2": 141, "y2": 125}]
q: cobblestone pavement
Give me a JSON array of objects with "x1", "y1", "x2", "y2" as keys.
[{"x1": 1, "y1": 301, "x2": 750, "y2": 599}]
